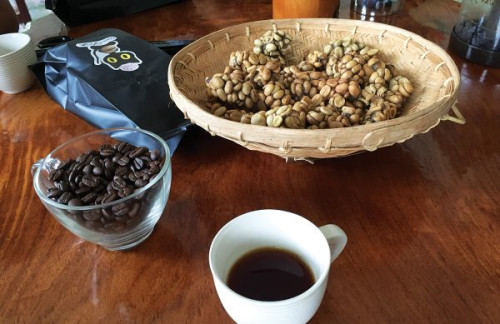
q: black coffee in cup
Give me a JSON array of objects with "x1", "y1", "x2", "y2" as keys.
[{"x1": 227, "y1": 247, "x2": 315, "y2": 301}]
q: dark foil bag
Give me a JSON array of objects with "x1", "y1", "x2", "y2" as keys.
[{"x1": 31, "y1": 28, "x2": 190, "y2": 154}]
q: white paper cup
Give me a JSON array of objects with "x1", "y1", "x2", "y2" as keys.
[
  {"x1": 209, "y1": 209, "x2": 347, "y2": 324},
  {"x1": 0, "y1": 33, "x2": 37, "y2": 94}
]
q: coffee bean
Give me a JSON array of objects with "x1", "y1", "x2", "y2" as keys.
[
  {"x1": 47, "y1": 188, "x2": 63, "y2": 199},
  {"x1": 76, "y1": 153, "x2": 88, "y2": 163},
  {"x1": 133, "y1": 158, "x2": 145, "y2": 170},
  {"x1": 56, "y1": 181, "x2": 70, "y2": 192},
  {"x1": 81, "y1": 192, "x2": 97, "y2": 204},
  {"x1": 115, "y1": 166, "x2": 128, "y2": 177},
  {"x1": 128, "y1": 202, "x2": 141, "y2": 218},
  {"x1": 68, "y1": 198, "x2": 82, "y2": 207},
  {"x1": 100, "y1": 148, "x2": 116, "y2": 157},
  {"x1": 112, "y1": 176, "x2": 127, "y2": 190},
  {"x1": 150, "y1": 150, "x2": 160, "y2": 161},
  {"x1": 49, "y1": 169, "x2": 63, "y2": 181},
  {"x1": 57, "y1": 191, "x2": 73, "y2": 204},
  {"x1": 129, "y1": 146, "x2": 148, "y2": 159},
  {"x1": 82, "y1": 174, "x2": 100, "y2": 187},
  {"x1": 57, "y1": 159, "x2": 73, "y2": 170},
  {"x1": 135, "y1": 179, "x2": 148, "y2": 188},
  {"x1": 117, "y1": 156, "x2": 130, "y2": 166},
  {"x1": 75, "y1": 185, "x2": 91, "y2": 196},
  {"x1": 92, "y1": 166, "x2": 104, "y2": 176},
  {"x1": 102, "y1": 208, "x2": 114, "y2": 220},
  {"x1": 82, "y1": 164, "x2": 93, "y2": 175},
  {"x1": 102, "y1": 192, "x2": 117, "y2": 204},
  {"x1": 83, "y1": 210, "x2": 101, "y2": 221},
  {"x1": 112, "y1": 203, "x2": 130, "y2": 216}
]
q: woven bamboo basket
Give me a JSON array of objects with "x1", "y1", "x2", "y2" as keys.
[{"x1": 168, "y1": 19, "x2": 464, "y2": 160}]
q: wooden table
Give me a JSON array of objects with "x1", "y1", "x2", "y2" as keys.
[{"x1": 1, "y1": 0, "x2": 499, "y2": 322}]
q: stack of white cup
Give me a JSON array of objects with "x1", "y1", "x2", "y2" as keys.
[{"x1": 0, "y1": 33, "x2": 37, "y2": 94}]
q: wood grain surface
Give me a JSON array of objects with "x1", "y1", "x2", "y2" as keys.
[{"x1": 1, "y1": 0, "x2": 499, "y2": 323}]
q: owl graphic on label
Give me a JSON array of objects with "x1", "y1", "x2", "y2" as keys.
[{"x1": 76, "y1": 36, "x2": 142, "y2": 71}]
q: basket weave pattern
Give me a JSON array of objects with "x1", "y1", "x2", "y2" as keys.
[{"x1": 168, "y1": 19, "x2": 462, "y2": 160}]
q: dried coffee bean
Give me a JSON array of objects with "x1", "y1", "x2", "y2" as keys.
[{"x1": 57, "y1": 191, "x2": 73, "y2": 204}]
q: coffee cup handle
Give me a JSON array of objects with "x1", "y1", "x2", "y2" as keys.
[{"x1": 319, "y1": 224, "x2": 347, "y2": 263}]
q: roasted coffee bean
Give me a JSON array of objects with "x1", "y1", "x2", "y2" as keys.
[
  {"x1": 104, "y1": 223, "x2": 125, "y2": 231},
  {"x1": 49, "y1": 169, "x2": 63, "y2": 181},
  {"x1": 100, "y1": 148, "x2": 116, "y2": 157},
  {"x1": 112, "y1": 203, "x2": 130, "y2": 216},
  {"x1": 82, "y1": 164, "x2": 93, "y2": 175},
  {"x1": 112, "y1": 176, "x2": 127, "y2": 190},
  {"x1": 56, "y1": 181, "x2": 70, "y2": 192},
  {"x1": 135, "y1": 179, "x2": 148, "y2": 188},
  {"x1": 76, "y1": 153, "x2": 88, "y2": 163},
  {"x1": 102, "y1": 208, "x2": 114, "y2": 220},
  {"x1": 74, "y1": 175, "x2": 83, "y2": 185},
  {"x1": 117, "y1": 156, "x2": 130, "y2": 166},
  {"x1": 84, "y1": 220, "x2": 101, "y2": 230},
  {"x1": 57, "y1": 191, "x2": 73, "y2": 204},
  {"x1": 117, "y1": 187, "x2": 134, "y2": 198},
  {"x1": 150, "y1": 150, "x2": 160, "y2": 161},
  {"x1": 128, "y1": 173, "x2": 138, "y2": 182},
  {"x1": 75, "y1": 185, "x2": 91, "y2": 196},
  {"x1": 57, "y1": 159, "x2": 73, "y2": 170},
  {"x1": 83, "y1": 209, "x2": 101, "y2": 221},
  {"x1": 149, "y1": 165, "x2": 160, "y2": 174},
  {"x1": 68, "y1": 169, "x2": 79, "y2": 183},
  {"x1": 92, "y1": 166, "x2": 104, "y2": 176},
  {"x1": 82, "y1": 174, "x2": 101, "y2": 187},
  {"x1": 115, "y1": 166, "x2": 128, "y2": 177},
  {"x1": 133, "y1": 158, "x2": 145, "y2": 170},
  {"x1": 102, "y1": 192, "x2": 117, "y2": 204},
  {"x1": 47, "y1": 187, "x2": 63, "y2": 199},
  {"x1": 128, "y1": 202, "x2": 141, "y2": 218},
  {"x1": 81, "y1": 192, "x2": 98, "y2": 204},
  {"x1": 129, "y1": 146, "x2": 148, "y2": 159},
  {"x1": 68, "y1": 198, "x2": 82, "y2": 207},
  {"x1": 95, "y1": 195, "x2": 104, "y2": 205}
]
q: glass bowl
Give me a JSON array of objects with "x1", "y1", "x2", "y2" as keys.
[{"x1": 32, "y1": 128, "x2": 172, "y2": 251}]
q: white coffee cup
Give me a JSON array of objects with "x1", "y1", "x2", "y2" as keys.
[
  {"x1": 209, "y1": 209, "x2": 347, "y2": 324},
  {"x1": 0, "y1": 33, "x2": 37, "y2": 94}
]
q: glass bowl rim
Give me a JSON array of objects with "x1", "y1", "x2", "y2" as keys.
[{"x1": 33, "y1": 127, "x2": 171, "y2": 211}]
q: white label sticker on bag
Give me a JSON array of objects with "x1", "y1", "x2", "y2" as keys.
[{"x1": 76, "y1": 36, "x2": 143, "y2": 72}]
